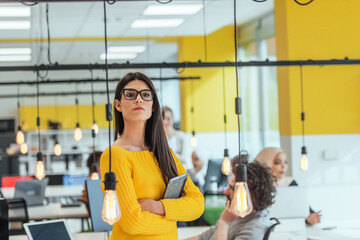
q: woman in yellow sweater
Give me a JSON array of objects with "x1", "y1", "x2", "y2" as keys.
[{"x1": 100, "y1": 72, "x2": 204, "y2": 240}]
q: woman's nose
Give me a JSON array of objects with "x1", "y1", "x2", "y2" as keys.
[{"x1": 135, "y1": 93, "x2": 143, "y2": 103}]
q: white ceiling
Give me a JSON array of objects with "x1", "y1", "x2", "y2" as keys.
[{"x1": 0, "y1": 0, "x2": 274, "y2": 67}]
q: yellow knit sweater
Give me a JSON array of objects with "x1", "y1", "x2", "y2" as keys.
[{"x1": 100, "y1": 146, "x2": 204, "y2": 240}]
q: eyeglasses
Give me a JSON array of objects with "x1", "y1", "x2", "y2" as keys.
[{"x1": 121, "y1": 88, "x2": 154, "y2": 101}]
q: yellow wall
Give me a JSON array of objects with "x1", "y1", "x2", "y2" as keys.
[
  {"x1": 275, "y1": 0, "x2": 360, "y2": 136},
  {"x1": 178, "y1": 26, "x2": 240, "y2": 133},
  {"x1": 20, "y1": 105, "x2": 109, "y2": 131}
]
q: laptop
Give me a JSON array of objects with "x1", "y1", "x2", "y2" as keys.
[
  {"x1": 14, "y1": 178, "x2": 49, "y2": 206},
  {"x1": 24, "y1": 219, "x2": 73, "y2": 240},
  {"x1": 268, "y1": 186, "x2": 309, "y2": 219}
]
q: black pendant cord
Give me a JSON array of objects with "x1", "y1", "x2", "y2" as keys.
[
  {"x1": 222, "y1": 67, "x2": 228, "y2": 148},
  {"x1": 45, "y1": 3, "x2": 54, "y2": 65},
  {"x1": 233, "y1": 0, "x2": 241, "y2": 157},
  {"x1": 300, "y1": 65, "x2": 305, "y2": 146},
  {"x1": 54, "y1": 95, "x2": 58, "y2": 124},
  {"x1": 36, "y1": 71, "x2": 41, "y2": 151},
  {"x1": 191, "y1": 80, "x2": 195, "y2": 135},
  {"x1": 90, "y1": 68, "x2": 96, "y2": 124},
  {"x1": 90, "y1": 68, "x2": 97, "y2": 166},
  {"x1": 75, "y1": 84, "x2": 79, "y2": 124},
  {"x1": 201, "y1": 0, "x2": 208, "y2": 61},
  {"x1": 103, "y1": 0, "x2": 112, "y2": 173},
  {"x1": 17, "y1": 85, "x2": 21, "y2": 128},
  {"x1": 160, "y1": 68, "x2": 163, "y2": 107}
]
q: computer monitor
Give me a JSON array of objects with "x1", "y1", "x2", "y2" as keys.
[
  {"x1": 86, "y1": 179, "x2": 112, "y2": 232},
  {"x1": 204, "y1": 159, "x2": 228, "y2": 193},
  {"x1": 24, "y1": 219, "x2": 73, "y2": 240},
  {"x1": 14, "y1": 178, "x2": 49, "y2": 206}
]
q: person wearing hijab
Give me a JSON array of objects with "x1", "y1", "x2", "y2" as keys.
[{"x1": 255, "y1": 147, "x2": 321, "y2": 226}]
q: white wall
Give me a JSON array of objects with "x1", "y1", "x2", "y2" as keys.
[{"x1": 282, "y1": 134, "x2": 360, "y2": 222}]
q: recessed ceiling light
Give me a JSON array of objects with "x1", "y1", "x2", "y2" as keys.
[
  {"x1": 131, "y1": 19, "x2": 184, "y2": 28},
  {"x1": 100, "y1": 53, "x2": 137, "y2": 60},
  {"x1": 143, "y1": 4, "x2": 203, "y2": 15},
  {"x1": 0, "y1": 7, "x2": 31, "y2": 17},
  {"x1": 108, "y1": 46, "x2": 146, "y2": 53},
  {"x1": 0, "y1": 21, "x2": 31, "y2": 30},
  {"x1": 0, "y1": 55, "x2": 31, "y2": 62},
  {"x1": 0, "y1": 48, "x2": 31, "y2": 55}
]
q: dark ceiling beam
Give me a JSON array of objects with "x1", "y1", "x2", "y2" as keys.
[
  {"x1": 0, "y1": 58, "x2": 359, "y2": 72},
  {"x1": 0, "y1": 90, "x2": 115, "y2": 99},
  {"x1": 0, "y1": 76, "x2": 200, "y2": 86}
]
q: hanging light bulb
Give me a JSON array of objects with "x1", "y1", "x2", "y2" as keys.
[
  {"x1": 190, "y1": 131, "x2": 197, "y2": 148},
  {"x1": 74, "y1": 123, "x2": 82, "y2": 141},
  {"x1": 53, "y1": 141, "x2": 62, "y2": 156},
  {"x1": 20, "y1": 143, "x2": 28, "y2": 155},
  {"x1": 221, "y1": 149, "x2": 230, "y2": 175},
  {"x1": 92, "y1": 122, "x2": 99, "y2": 135},
  {"x1": 16, "y1": 126, "x2": 25, "y2": 144},
  {"x1": 35, "y1": 152, "x2": 45, "y2": 180},
  {"x1": 232, "y1": 164, "x2": 253, "y2": 218},
  {"x1": 101, "y1": 172, "x2": 121, "y2": 225},
  {"x1": 300, "y1": 146, "x2": 309, "y2": 171}
]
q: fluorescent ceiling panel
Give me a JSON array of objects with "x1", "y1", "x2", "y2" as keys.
[
  {"x1": 0, "y1": 7, "x2": 31, "y2": 17},
  {"x1": 108, "y1": 46, "x2": 146, "y2": 53},
  {"x1": 0, "y1": 48, "x2": 31, "y2": 55},
  {"x1": 0, "y1": 55, "x2": 31, "y2": 61},
  {"x1": 131, "y1": 19, "x2": 184, "y2": 28},
  {"x1": 100, "y1": 53, "x2": 137, "y2": 60},
  {"x1": 0, "y1": 21, "x2": 30, "y2": 30},
  {"x1": 143, "y1": 4, "x2": 203, "y2": 15}
]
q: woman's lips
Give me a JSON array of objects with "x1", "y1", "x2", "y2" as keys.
[{"x1": 133, "y1": 107, "x2": 144, "y2": 111}]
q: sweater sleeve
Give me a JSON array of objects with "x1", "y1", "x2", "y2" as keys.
[
  {"x1": 160, "y1": 150, "x2": 205, "y2": 221},
  {"x1": 100, "y1": 147, "x2": 175, "y2": 235}
]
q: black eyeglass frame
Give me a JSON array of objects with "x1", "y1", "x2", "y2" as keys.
[{"x1": 120, "y1": 88, "x2": 155, "y2": 101}]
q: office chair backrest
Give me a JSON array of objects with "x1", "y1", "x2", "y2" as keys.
[
  {"x1": 7, "y1": 198, "x2": 29, "y2": 235},
  {"x1": 86, "y1": 179, "x2": 112, "y2": 232},
  {"x1": 204, "y1": 159, "x2": 228, "y2": 193},
  {"x1": 202, "y1": 192, "x2": 227, "y2": 226},
  {"x1": 263, "y1": 217, "x2": 280, "y2": 240},
  {"x1": 0, "y1": 198, "x2": 9, "y2": 239}
]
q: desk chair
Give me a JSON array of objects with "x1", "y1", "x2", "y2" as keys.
[
  {"x1": 263, "y1": 217, "x2": 280, "y2": 240},
  {"x1": 0, "y1": 198, "x2": 9, "y2": 239},
  {"x1": 7, "y1": 198, "x2": 29, "y2": 235},
  {"x1": 202, "y1": 192, "x2": 227, "y2": 226}
]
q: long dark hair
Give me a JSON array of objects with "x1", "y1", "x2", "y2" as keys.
[{"x1": 114, "y1": 72, "x2": 179, "y2": 185}]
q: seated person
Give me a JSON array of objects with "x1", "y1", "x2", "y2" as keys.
[
  {"x1": 79, "y1": 151, "x2": 102, "y2": 214},
  {"x1": 255, "y1": 147, "x2": 321, "y2": 226},
  {"x1": 187, "y1": 150, "x2": 208, "y2": 192},
  {"x1": 186, "y1": 154, "x2": 276, "y2": 240}
]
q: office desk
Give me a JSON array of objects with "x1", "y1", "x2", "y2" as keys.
[
  {"x1": 177, "y1": 225, "x2": 360, "y2": 240},
  {"x1": 1, "y1": 185, "x2": 84, "y2": 199},
  {"x1": 9, "y1": 202, "x2": 88, "y2": 221},
  {"x1": 9, "y1": 232, "x2": 107, "y2": 240}
]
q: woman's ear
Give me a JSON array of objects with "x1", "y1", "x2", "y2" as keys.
[{"x1": 114, "y1": 99, "x2": 122, "y2": 112}]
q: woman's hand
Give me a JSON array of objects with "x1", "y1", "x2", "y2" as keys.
[
  {"x1": 138, "y1": 199, "x2": 165, "y2": 216},
  {"x1": 306, "y1": 211, "x2": 322, "y2": 226},
  {"x1": 219, "y1": 200, "x2": 238, "y2": 224}
]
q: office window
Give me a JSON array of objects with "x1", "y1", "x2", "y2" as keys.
[{"x1": 238, "y1": 36, "x2": 280, "y2": 158}]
